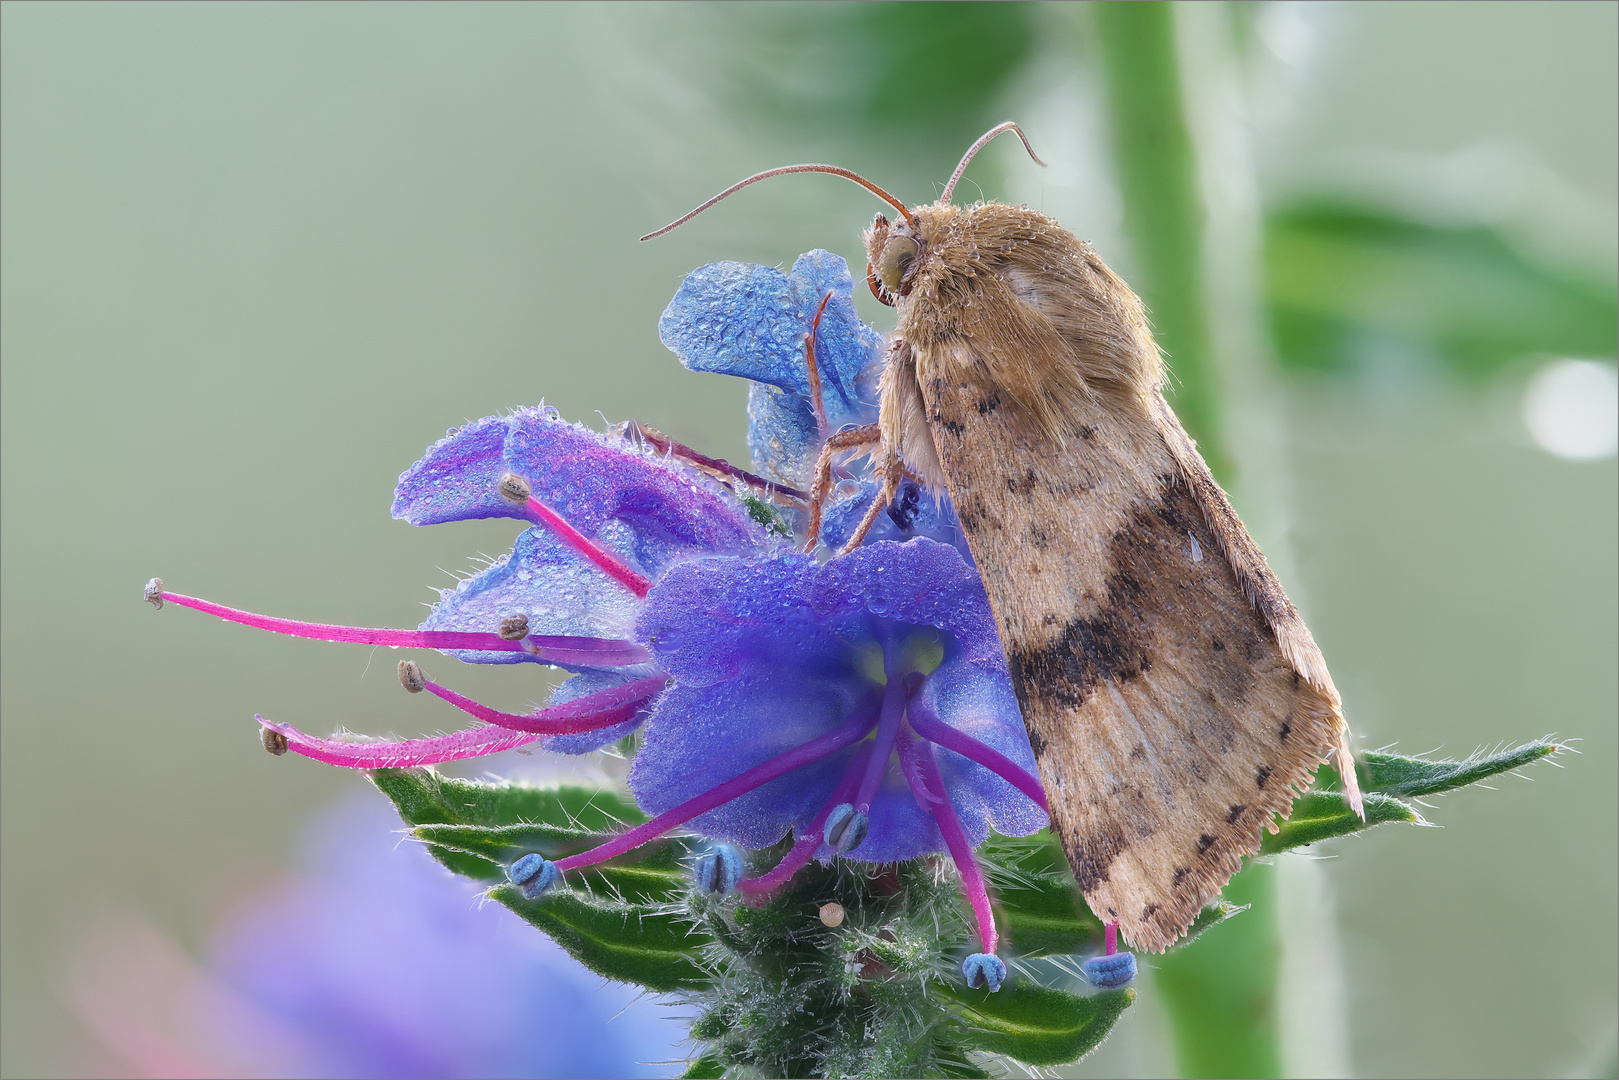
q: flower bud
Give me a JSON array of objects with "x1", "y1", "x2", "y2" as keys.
[
  {"x1": 508, "y1": 853, "x2": 559, "y2": 900},
  {"x1": 823, "y1": 803, "x2": 869, "y2": 854},
  {"x1": 497, "y1": 472, "x2": 532, "y2": 505},
  {"x1": 962, "y1": 952, "x2": 1007, "y2": 993},
  {"x1": 144, "y1": 578, "x2": 164, "y2": 609},
  {"x1": 397, "y1": 660, "x2": 426, "y2": 694},
  {"x1": 1081, "y1": 951, "x2": 1137, "y2": 990},
  {"x1": 261, "y1": 727, "x2": 289, "y2": 756},
  {"x1": 498, "y1": 613, "x2": 530, "y2": 641},
  {"x1": 692, "y1": 845, "x2": 744, "y2": 895}
]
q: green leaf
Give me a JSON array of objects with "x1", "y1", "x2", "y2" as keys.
[
  {"x1": 1342, "y1": 740, "x2": 1564, "y2": 798},
  {"x1": 370, "y1": 768, "x2": 646, "y2": 831},
  {"x1": 490, "y1": 883, "x2": 711, "y2": 991},
  {"x1": 415, "y1": 822, "x2": 690, "y2": 905},
  {"x1": 679, "y1": 1054, "x2": 725, "y2": 1079},
  {"x1": 1265, "y1": 204, "x2": 1617, "y2": 380},
  {"x1": 944, "y1": 982, "x2": 1134, "y2": 1067},
  {"x1": 981, "y1": 831, "x2": 1103, "y2": 958},
  {"x1": 1261, "y1": 791, "x2": 1421, "y2": 855}
]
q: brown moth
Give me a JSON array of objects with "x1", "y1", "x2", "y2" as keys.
[{"x1": 644, "y1": 122, "x2": 1362, "y2": 952}]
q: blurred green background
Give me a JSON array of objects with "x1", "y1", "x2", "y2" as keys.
[{"x1": 3, "y1": 3, "x2": 1614, "y2": 1077}]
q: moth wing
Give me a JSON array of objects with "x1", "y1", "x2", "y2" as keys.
[{"x1": 915, "y1": 348, "x2": 1350, "y2": 952}]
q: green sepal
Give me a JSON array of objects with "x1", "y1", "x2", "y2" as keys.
[
  {"x1": 944, "y1": 982, "x2": 1135, "y2": 1067},
  {"x1": 1261, "y1": 791, "x2": 1421, "y2": 855},
  {"x1": 1320, "y1": 740, "x2": 1564, "y2": 799},
  {"x1": 490, "y1": 883, "x2": 711, "y2": 991},
  {"x1": 370, "y1": 768, "x2": 646, "y2": 830},
  {"x1": 679, "y1": 1054, "x2": 726, "y2": 1079},
  {"x1": 1166, "y1": 900, "x2": 1249, "y2": 953}
]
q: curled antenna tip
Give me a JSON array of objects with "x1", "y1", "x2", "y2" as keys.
[
  {"x1": 398, "y1": 659, "x2": 427, "y2": 694},
  {"x1": 942, "y1": 122, "x2": 1047, "y2": 204},
  {"x1": 497, "y1": 472, "x2": 533, "y2": 506},
  {"x1": 145, "y1": 578, "x2": 165, "y2": 609}
]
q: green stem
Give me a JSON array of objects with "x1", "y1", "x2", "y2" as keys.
[
  {"x1": 1093, "y1": 0, "x2": 1230, "y2": 480},
  {"x1": 1093, "y1": 4, "x2": 1279, "y2": 1076}
]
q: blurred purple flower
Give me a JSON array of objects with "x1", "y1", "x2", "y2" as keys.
[{"x1": 68, "y1": 797, "x2": 685, "y2": 1079}]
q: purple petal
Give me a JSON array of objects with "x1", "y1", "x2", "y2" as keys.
[
  {"x1": 819, "y1": 539, "x2": 1005, "y2": 667},
  {"x1": 917, "y1": 660, "x2": 1049, "y2": 841},
  {"x1": 421, "y1": 528, "x2": 642, "y2": 667},
  {"x1": 392, "y1": 413, "x2": 532, "y2": 527},
  {"x1": 541, "y1": 670, "x2": 661, "y2": 755}
]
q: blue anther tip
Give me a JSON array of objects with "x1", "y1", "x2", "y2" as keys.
[
  {"x1": 823, "y1": 803, "x2": 870, "y2": 854},
  {"x1": 1082, "y1": 951, "x2": 1137, "y2": 990},
  {"x1": 962, "y1": 952, "x2": 1007, "y2": 992},
  {"x1": 508, "y1": 853, "x2": 559, "y2": 900},
  {"x1": 693, "y1": 844, "x2": 744, "y2": 895}
]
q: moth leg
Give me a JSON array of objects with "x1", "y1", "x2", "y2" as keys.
[
  {"x1": 837, "y1": 453, "x2": 903, "y2": 555},
  {"x1": 803, "y1": 424, "x2": 882, "y2": 553}
]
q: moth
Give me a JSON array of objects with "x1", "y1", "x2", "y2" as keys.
[{"x1": 644, "y1": 122, "x2": 1362, "y2": 951}]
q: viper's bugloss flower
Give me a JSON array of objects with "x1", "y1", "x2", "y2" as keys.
[
  {"x1": 153, "y1": 249, "x2": 1062, "y2": 984},
  {"x1": 149, "y1": 406, "x2": 777, "y2": 766}
]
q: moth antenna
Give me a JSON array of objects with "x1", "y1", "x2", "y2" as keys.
[
  {"x1": 641, "y1": 164, "x2": 916, "y2": 241},
  {"x1": 941, "y1": 121, "x2": 1047, "y2": 204}
]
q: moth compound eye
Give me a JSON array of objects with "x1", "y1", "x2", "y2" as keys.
[{"x1": 876, "y1": 234, "x2": 919, "y2": 293}]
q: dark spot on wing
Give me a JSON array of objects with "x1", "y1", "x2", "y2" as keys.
[
  {"x1": 1129, "y1": 744, "x2": 1146, "y2": 761},
  {"x1": 1065, "y1": 821, "x2": 1127, "y2": 893},
  {"x1": 1141, "y1": 903, "x2": 1160, "y2": 920},
  {"x1": 1078, "y1": 425, "x2": 1094, "y2": 440},
  {"x1": 937, "y1": 417, "x2": 966, "y2": 437},
  {"x1": 1255, "y1": 764, "x2": 1273, "y2": 788},
  {"x1": 1026, "y1": 728, "x2": 1048, "y2": 757},
  {"x1": 1211, "y1": 638, "x2": 1224, "y2": 651},
  {"x1": 1197, "y1": 833, "x2": 1216, "y2": 853},
  {"x1": 1172, "y1": 866, "x2": 1190, "y2": 887},
  {"x1": 1227, "y1": 804, "x2": 1247, "y2": 823},
  {"x1": 977, "y1": 393, "x2": 1001, "y2": 415},
  {"x1": 1279, "y1": 720, "x2": 1292, "y2": 742}
]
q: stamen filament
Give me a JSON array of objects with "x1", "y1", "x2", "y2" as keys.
[
  {"x1": 620, "y1": 422, "x2": 809, "y2": 503},
  {"x1": 905, "y1": 733, "x2": 999, "y2": 955},
  {"x1": 556, "y1": 705, "x2": 879, "y2": 873},
  {"x1": 257, "y1": 715, "x2": 542, "y2": 769},
  {"x1": 853, "y1": 652, "x2": 910, "y2": 810},
  {"x1": 422, "y1": 674, "x2": 666, "y2": 734},
  {"x1": 159, "y1": 591, "x2": 646, "y2": 665},
  {"x1": 905, "y1": 701, "x2": 1049, "y2": 811},
  {"x1": 739, "y1": 743, "x2": 874, "y2": 901},
  {"x1": 520, "y1": 496, "x2": 653, "y2": 599}
]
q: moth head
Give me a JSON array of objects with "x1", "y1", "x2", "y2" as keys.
[{"x1": 863, "y1": 212, "x2": 923, "y2": 307}]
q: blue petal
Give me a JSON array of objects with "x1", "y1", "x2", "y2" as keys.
[
  {"x1": 393, "y1": 407, "x2": 768, "y2": 577},
  {"x1": 420, "y1": 527, "x2": 641, "y2": 667},
  {"x1": 502, "y1": 408, "x2": 768, "y2": 577},
  {"x1": 818, "y1": 481, "x2": 973, "y2": 559},
  {"x1": 392, "y1": 414, "x2": 530, "y2": 527},
  {"x1": 820, "y1": 540, "x2": 1005, "y2": 668},
  {"x1": 541, "y1": 669, "x2": 659, "y2": 754},
  {"x1": 923, "y1": 660, "x2": 1050, "y2": 841},
  {"x1": 628, "y1": 673, "x2": 865, "y2": 849},
  {"x1": 659, "y1": 252, "x2": 885, "y2": 485}
]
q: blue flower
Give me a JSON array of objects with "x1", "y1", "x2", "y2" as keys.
[{"x1": 151, "y1": 405, "x2": 776, "y2": 766}]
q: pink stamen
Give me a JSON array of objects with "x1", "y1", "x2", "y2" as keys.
[
  {"x1": 739, "y1": 743, "x2": 874, "y2": 902},
  {"x1": 895, "y1": 726, "x2": 943, "y2": 811},
  {"x1": 522, "y1": 497, "x2": 653, "y2": 598},
  {"x1": 159, "y1": 591, "x2": 647, "y2": 665},
  {"x1": 555, "y1": 705, "x2": 879, "y2": 873},
  {"x1": 906, "y1": 734, "x2": 999, "y2": 955},
  {"x1": 422, "y1": 674, "x2": 666, "y2": 734},
  {"x1": 1105, "y1": 922, "x2": 1119, "y2": 957},
  {"x1": 853, "y1": 659, "x2": 911, "y2": 810},
  {"x1": 257, "y1": 715, "x2": 542, "y2": 769},
  {"x1": 905, "y1": 701, "x2": 1048, "y2": 811}
]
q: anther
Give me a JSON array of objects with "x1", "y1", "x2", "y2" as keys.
[
  {"x1": 823, "y1": 803, "x2": 869, "y2": 855},
  {"x1": 261, "y1": 727, "x2": 289, "y2": 756},
  {"x1": 962, "y1": 952, "x2": 1007, "y2": 993},
  {"x1": 145, "y1": 578, "x2": 164, "y2": 609},
  {"x1": 497, "y1": 472, "x2": 533, "y2": 506},
  {"x1": 398, "y1": 660, "x2": 426, "y2": 694},
  {"x1": 508, "y1": 853, "x2": 559, "y2": 900},
  {"x1": 1082, "y1": 951, "x2": 1137, "y2": 990},
  {"x1": 819, "y1": 902, "x2": 846, "y2": 928},
  {"x1": 498, "y1": 613, "x2": 530, "y2": 641},
  {"x1": 692, "y1": 845, "x2": 744, "y2": 896}
]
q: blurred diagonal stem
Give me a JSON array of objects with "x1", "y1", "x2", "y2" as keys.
[{"x1": 1094, "y1": 3, "x2": 1281, "y2": 1076}]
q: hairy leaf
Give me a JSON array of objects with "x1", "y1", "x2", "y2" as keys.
[
  {"x1": 945, "y1": 982, "x2": 1134, "y2": 1067},
  {"x1": 1262, "y1": 791, "x2": 1420, "y2": 855},
  {"x1": 491, "y1": 883, "x2": 710, "y2": 991},
  {"x1": 1341, "y1": 741, "x2": 1564, "y2": 798}
]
